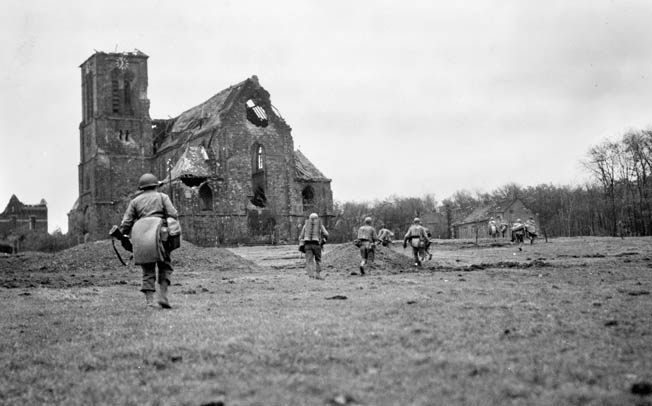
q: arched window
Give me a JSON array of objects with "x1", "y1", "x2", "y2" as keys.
[
  {"x1": 110, "y1": 68, "x2": 134, "y2": 115},
  {"x1": 255, "y1": 145, "x2": 264, "y2": 171},
  {"x1": 251, "y1": 143, "x2": 266, "y2": 207},
  {"x1": 199, "y1": 184, "x2": 213, "y2": 211},
  {"x1": 302, "y1": 186, "x2": 315, "y2": 212}
]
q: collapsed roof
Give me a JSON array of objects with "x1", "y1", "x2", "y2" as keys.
[{"x1": 294, "y1": 150, "x2": 330, "y2": 182}]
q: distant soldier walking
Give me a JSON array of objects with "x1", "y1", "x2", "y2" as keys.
[
  {"x1": 511, "y1": 218, "x2": 525, "y2": 251},
  {"x1": 525, "y1": 216, "x2": 538, "y2": 244},
  {"x1": 299, "y1": 213, "x2": 329, "y2": 280},
  {"x1": 488, "y1": 217, "x2": 498, "y2": 238},
  {"x1": 356, "y1": 217, "x2": 379, "y2": 275},
  {"x1": 403, "y1": 218, "x2": 430, "y2": 267},
  {"x1": 377, "y1": 225, "x2": 395, "y2": 247},
  {"x1": 118, "y1": 173, "x2": 178, "y2": 308}
]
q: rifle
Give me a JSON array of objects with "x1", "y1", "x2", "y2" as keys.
[{"x1": 109, "y1": 225, "x2": 132, "y2": 266}]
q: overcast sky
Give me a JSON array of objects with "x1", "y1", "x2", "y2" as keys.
[{"x1": 2, "y1": 0, "x2": 652, "y2": 233}]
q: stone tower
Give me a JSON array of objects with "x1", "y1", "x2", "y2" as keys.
[{"x1": 75, "y1": 50, "x2": 153, "y2": 239}]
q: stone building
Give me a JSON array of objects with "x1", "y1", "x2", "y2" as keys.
[
  {"x1": 0, "y1": 195, "x2": 48, "y2": 238},
  {"x1": 451, "y1": 198, "x2": 536, "y2": 239},
  {"x1": 68, "y1": 50, "x2": 333, "y2": 245}
]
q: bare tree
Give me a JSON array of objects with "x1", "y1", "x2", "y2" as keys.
[{"x1": 583, "y1": 141, "x2": 620, "y2": 236}]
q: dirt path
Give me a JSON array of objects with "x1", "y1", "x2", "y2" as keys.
[{"x1": 226, "y1": 244, "x2": 305, "y2": 268}]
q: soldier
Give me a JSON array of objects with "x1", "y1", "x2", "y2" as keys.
[
  {"x1": 118, "y1": 173, "x2": 178, "y2": 308},
  {"x1": 511, "y1": 218, "x2": 525, "y2": 250},
  {"x1": 377, "y1": 225, "x2": 395, "y2": 247},
  {"x1": 525, "y1": 216, "x2": 538, "y2": 243},
  {"x1": 298, "y1": 213, "x2": 329, "y2": 280},
  {"x1": 403, "y1": 218, "x2": 430, "y2": 266},
  {"x1": 357, "y1": 217, "x2": 379, "y2": 275},
  {"x1": 422, "y1": 225, "x2": 433, "y2": 260},
  {"x1": 488, "y1": 216, "x2": 498, "y2": 238}
]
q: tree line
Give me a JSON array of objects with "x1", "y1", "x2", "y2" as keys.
[{"x1": 328, "y1": 128, "x2": 652, "y2": 241}]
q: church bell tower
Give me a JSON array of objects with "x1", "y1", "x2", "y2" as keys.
[{"x1": 75, "y1": 50, "x2": 153, "y2": 239}]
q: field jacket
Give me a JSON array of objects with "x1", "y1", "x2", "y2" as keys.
[
  {"x1": 404, "y1": 225, "x2": 428, "y2": 242},
  {"x1": 357, "y1": 225, "x2": 378, "y2": 242},
  {"x1": 378, "y1": 228, "x2": 394, "y2": 242},
  {"x1": 299, "y1": 218, "x2": 328, "y2": 243},
  {"x1": 119, "y1": 190, "x2": 178, "y2": 264}
]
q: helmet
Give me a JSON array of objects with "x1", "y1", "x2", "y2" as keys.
[
  {"x1": 516, "y1": 218, "x2": 522, "y2": 222},
  {"x1": 414, "y1": 217, "x2": 421, "y2": 224},
  {"x1": 309, "y1": 213, "x2": 319, "y2": 220},
  {"x1": 364, "y1": 217, "x2": 372, "y2": 224},
  {"x1": 138, "y1": 173, "x2": 160, "y2": 190}
]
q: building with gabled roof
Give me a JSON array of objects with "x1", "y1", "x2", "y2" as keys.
[
  {"x1": 0, "y1": 195, "x2": 48, "y2": 239},
  {"x1": 68, "y1": 50, "x2": 333, "y2": 245},
  {"x1": 451, "y1": 198, "x2": 536, "y2": 239}
]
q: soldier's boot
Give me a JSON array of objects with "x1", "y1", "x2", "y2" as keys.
[
  {"x1": 314, "y1": 263, "x2": 324, "y2": 280},
  {"x1": 306, "y1": 259, "x2": 314, "y2": 278},
  {"x1": 359, "y1": 260, "x2": 365, "y2": 275},
  {"x1": 158, "y1": 280, "x2": 172, "y2": 309},
  {"x1": 144, "y1": 291, "x2": 155, "y2": 307}
]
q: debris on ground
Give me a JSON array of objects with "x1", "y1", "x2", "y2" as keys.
[
  {"x1": 0, "y1": 239, "x2": 261, "y2": 289},
  {"x1": 322, "y1": 243, "x2": 414, "y2": 274},
  {"x1": 325, "y1": 295, "x2": 348, "y2": 300}
]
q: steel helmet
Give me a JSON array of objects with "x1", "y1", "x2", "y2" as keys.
[
  {"x1": 309, "y1": 213, "x2": 319, "y2": 220},
  {"x1": 364, "y1": 217, "x2": 372, "y2": 224},
  {"x1": 138, "y1": 173, "x2": 160, "y2": 190},
  {"x1": 414, "y1": 217, "x2": 421, "y2": 224}
]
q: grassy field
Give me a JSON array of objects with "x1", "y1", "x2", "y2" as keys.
[{"x1": 1, "y1": 237, "x2": 651, "y2": 406}]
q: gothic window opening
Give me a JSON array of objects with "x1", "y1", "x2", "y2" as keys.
[
  {"x1": 251, "y1": 177, "x2": 266, "y2": 207},
  {"x1": 29, "y1": 217, "x2": 36, "y2": 230},
  {"x1": 110, "y1": 68, "x2": 134, "y2": 115},
  {"x1": 302, "y1": 186, "x2": 315, "y2": 212},
  {"x1": 256, "y1": 145, "x2": 264, "y2": 170},
  {"x1": 199, "y1": 184, "x2": 213, "y2": 211},
  {"x1": 251, "y1": 144, "x2": 266, "y2": 207},
  {"x1": 246, "y1": 99, "x2": 268, "y2": 127},
  {"x1": 111, "y1": 79, "x2": 120, "y2": 113},
  {"x1": 117, "y1": 130, "x2": 130, "y2": 141}
]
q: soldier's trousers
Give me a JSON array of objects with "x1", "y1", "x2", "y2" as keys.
[{"x1": 140, "y1": 260, "x2": 173, "y2": 292}]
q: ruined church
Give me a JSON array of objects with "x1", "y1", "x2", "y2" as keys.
[{"x1": 68, "y1": 50, "x2": 333, "y2": 246}]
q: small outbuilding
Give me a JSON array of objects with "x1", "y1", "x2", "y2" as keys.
[{"x1": 451, "y1": 199, "x2": 536, "y2": 239}]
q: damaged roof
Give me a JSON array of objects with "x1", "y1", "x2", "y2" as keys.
[
  {"x1": 294, "y1": 150, "x2": 330, "y2": 182},
  {"x1": 169, "y1": 146, "x2": 212, "y2": 180},
  {"x1": 155, "y1": 79, "x2": 248, "y2": 151}
]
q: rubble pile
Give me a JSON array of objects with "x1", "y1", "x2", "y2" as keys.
[
  {"x1": 322, "y1": 243, "x2": 415, "y2": 274},
  {"x1": 0, "y1": 239, "x2": 261, "y2": 289}
]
